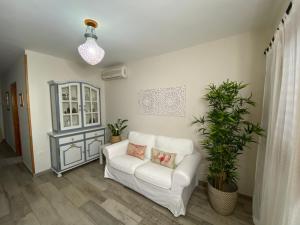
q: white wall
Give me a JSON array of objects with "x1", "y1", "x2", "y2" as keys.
[
  {"x1": 105, "y1": 31, "x2": 268, "y2": 196},
  {"x1": 26, "y1": 50, "x2": 105, "y2": 173},
  {"x1": 0, "y1": 53, "x2": 33, "y2": 171}
]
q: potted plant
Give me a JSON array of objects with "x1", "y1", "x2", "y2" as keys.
[
  {"x1": 107, "y1": 119, "x2": 128, "y2": 144},
  {"x1": 192, "y1": 80, "x2": 263, "y2": 215}
]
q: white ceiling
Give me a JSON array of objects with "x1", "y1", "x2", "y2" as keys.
[{"x1": 0, "y1": 0, "x2": 287, "y2": 73}]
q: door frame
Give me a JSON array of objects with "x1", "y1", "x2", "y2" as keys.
[
  {"x1": 24, "y1": 54, "x2": 35, "y2": 174},
  {"x1": 10, "y1": 82, "x2": 22, "y2": 156}
]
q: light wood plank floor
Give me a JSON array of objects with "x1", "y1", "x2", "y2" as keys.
[{"x1": 0, "y1": 143, "x2": 254, "y2": 225}]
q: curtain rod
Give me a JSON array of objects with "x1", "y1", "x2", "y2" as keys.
[{"x1": 264, "y1": 2, "x2": 293, "y2": 55}]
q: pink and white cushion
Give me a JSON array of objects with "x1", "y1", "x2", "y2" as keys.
[
  {"x1": 129, "y1": 131, "x2": 155, "y2": 159},
  {"x1": 155, "y1": 136, "x2": 193, "y2": 165}
]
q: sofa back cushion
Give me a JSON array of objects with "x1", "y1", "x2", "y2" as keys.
[
  {"x1": 128, "y1": 131, "x2": 156, "y2": 159},
  {"x1": 155, "y1": 136, "x2": 194, "y2": 165}
]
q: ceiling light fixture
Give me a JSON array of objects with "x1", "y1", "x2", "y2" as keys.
[{"x1": 78, "y1": 19, "x2": 105, "y2": 65}]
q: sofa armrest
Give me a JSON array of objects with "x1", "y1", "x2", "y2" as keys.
[
  {"x1": 103, "y1": 140, "x2": 129, "y2": 160},
  {"x1": 172, "y1": 152, "x2": 201, "y2": 187}
]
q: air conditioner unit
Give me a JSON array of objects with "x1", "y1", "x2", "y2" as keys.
[{"x1": 101, "y1": 65, "x2": 128, "y2": 80}]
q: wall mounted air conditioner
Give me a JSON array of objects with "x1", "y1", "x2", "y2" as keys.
[{"x1": 101, "y1": 65, "x2": 128, "y2": 80}]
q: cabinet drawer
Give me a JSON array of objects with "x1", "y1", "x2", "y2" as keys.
[
  {"x1": 85, "y1": 130, "x2": 104, "y2": 139},
  {"x1": 59, "y1": 134, "x2": 84, "y2": 145}
]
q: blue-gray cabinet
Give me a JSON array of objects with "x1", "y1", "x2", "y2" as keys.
[{"x1": 48, "y1": 81, "x2": 104, "y2": 177}]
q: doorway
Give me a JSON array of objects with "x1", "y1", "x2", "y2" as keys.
[{"x1": 10, "y1": 82, "x2": 22, "y2": 156}]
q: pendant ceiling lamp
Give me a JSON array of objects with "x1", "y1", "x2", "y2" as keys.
[{"x1": 78, "y1": 19, "x2": 105, "y2": 65}]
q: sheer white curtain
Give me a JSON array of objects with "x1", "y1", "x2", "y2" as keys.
[{"x1": 253, "y1": 1, "x2": 300, "y2": 225}]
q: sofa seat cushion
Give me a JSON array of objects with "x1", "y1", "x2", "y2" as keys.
[
  {"x1": 135, "y1": 162, "x2": 173, "y2": 189},
  {"x1": 109, "y1": 155, "x2": 148, "y2": 175}
]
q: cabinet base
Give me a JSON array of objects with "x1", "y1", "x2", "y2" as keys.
[{"x1": 51, "y1": 157, "x2": 99, "y2": 178}]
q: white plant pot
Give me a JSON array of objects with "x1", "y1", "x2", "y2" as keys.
[{"x1": 208, "y1": 181, "x2": 238, "y2": 216}]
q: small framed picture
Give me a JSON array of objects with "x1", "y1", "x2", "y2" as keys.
[
  {"x1": 5, "y1": 92, "x2": 10, "y2": 111},
  {"x1": 19, "y1": 93, "x2": 24, "y2": 107}
]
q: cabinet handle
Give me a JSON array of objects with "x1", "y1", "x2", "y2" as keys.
[{"x1": 71, "y1": 138, "x2": 74, "y2": 141}]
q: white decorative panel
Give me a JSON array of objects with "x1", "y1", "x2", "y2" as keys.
[
  {"x1": 138, "y1": 86, "x2": 186, "y2": 117},
  {"x1": 138, "y1": 89, "x2": 159, "y2": 115}
]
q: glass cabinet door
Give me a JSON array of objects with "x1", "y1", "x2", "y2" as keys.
[
  {"x1": 58, "y1": 83, "x2": 82, "y2": 130},
  {"x1": 82, "y1": 84, "x2": 100, "y2": 127}
]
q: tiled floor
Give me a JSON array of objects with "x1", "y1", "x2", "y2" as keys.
[{"x1": 0, "y1": 142, "x2": 254, "y2": 225}]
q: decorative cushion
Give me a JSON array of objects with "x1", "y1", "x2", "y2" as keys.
[
  {"x1": 155, "y1": 136, "x2": 194, "y2": 165},
  {"x1": 135, "y1": 161, "x2": 173, "y2": 189},
  {"x1": 127, "y1": 142, "x2": 146, "y2": 160},
  {"x1": 129, "y1": 131, "x2": 156, "y2": 159},
  {"x1": 151, "y1": 148, "x2": 176, "y2": 169},
  {"x1": 109, "y1": 155, "x2": 148, "y2": 174}
]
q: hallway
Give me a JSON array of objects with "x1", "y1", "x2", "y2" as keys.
[{"x1": 0, "y1": 141, "x2": 22, "y2": 168}]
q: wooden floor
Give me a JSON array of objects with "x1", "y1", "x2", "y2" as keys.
[
  {"x1": 0, "y1": 142, "x2": 254, "y2": 225},
  {"x1": 0, "y1": 142, "x2": 22, "y2": 169}
]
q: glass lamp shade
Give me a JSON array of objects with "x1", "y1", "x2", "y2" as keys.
[{"x1": 78, "y1": 37, "x2": 105, "y2": 65}]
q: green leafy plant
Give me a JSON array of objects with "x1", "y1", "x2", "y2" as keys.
[
  {"x1": 107, "y1": 119, "x2": 128, "y2": 136},
  {"x1": 192, "y1": 80, "x2": 263, "y2": 191}
]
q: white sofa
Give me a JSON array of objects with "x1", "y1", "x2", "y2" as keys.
[{"x1": 103, "y1": 131, "x2": 201, "y2": 217}]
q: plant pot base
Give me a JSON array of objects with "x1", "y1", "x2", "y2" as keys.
[
  {"x1": 208, "y1": 182, "x2": 238, "y2": 216},
  {"x1": 111, "y1": 136, "x2": 121, "y2": 144}
]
